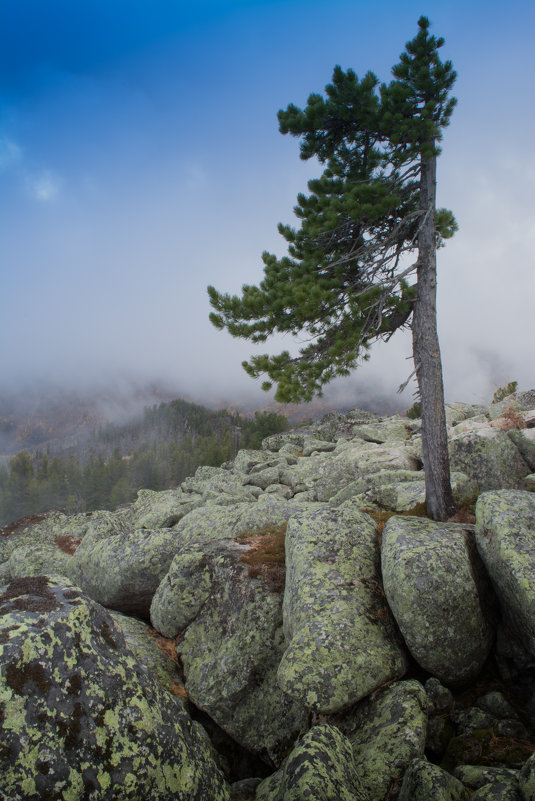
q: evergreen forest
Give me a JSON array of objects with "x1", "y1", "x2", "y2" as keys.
[{"x1": 0, "y1": 398, "x2": 288, "y2": 526}]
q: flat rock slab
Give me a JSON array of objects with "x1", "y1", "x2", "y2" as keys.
[
  {"x1": 0, "y1": 576, "x2": 230, "y2": 801},
  {"x1": 278, "y1": 502, "x2": 407, "y2": 713},
  {"x1": 255, "y1": 725, "x2": 369, "y2": 801},
  {"x1": 476, "y1": 490, "x2": 535, "y2": 656},
  {"x1": 381, "y1": 516, "x2": 494, "y2": 686}
]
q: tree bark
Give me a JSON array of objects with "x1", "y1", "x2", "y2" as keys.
[{"x1": 412, "y1": 152, "x2": 457, "y2": 521}]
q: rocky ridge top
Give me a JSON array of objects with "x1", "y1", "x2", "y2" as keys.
[{"x1": 1, "y1": 390, "x2": 535, "y2": 800}]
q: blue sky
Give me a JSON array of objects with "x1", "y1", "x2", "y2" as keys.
[{"x1": 1, "y1": 0, "x2": 534, "y2": 409}]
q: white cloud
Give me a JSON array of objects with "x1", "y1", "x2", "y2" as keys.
[
  {"x1": 25, "y1": 170, "x2": 62, "y2": 201},
  {"x1": 0, "y1": 137, "x2": 23, "y2": 171}
]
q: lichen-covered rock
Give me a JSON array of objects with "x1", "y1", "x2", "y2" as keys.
[
  {"x1": 470, "y1": 779, "x2": 522, "y2": 800},
  {"x1": 476, "y1": 490, "x2": 535, "y2": 657},
  {"x1": 232, "y1": 449, "x2": 284, "y2": 474},
  {"x1": 255, "y1": 725, "x2": 369, "y2": 801},
  {"x1": 67, "y1": 523, "x2": 183, "y2": 618},
  {"x1": 180, "y1": 467, "x2": 261, "y2": 505},
  {"x1": 449, "y1": 428, "x2": 531, "y2": 491},
  {"x1": 2, "y1": 539, "x2": 73, "y2": 582},
  {"x1": 131, "y1": 488, "x2": 203, "y2": 529},
  {"x1": 0, "y1": 576, "x2": 230, "y2": 800},
  {"x1": 508, "y1": 429, "x2": 535, "y2": 472},
  {"x1": 352, "y1": 417, "x2": 410, "y2": 444},
  {"x1": 374, "y1": 472, "x2": 476, "y2": 511},
  {"x1": 337, "y1": 680, "x2": 427, "y2": 801},
  {"x1": 398, "y1": 758, "x2": 469, "y2": 800},
  {"x1": 278, "y1": 452, "x2": 353, "y2": 499},
  {"x1": 151, "y1": 534, "x2": 307, "y2": 766},
  {"x1": 519, "y1": 752, "x2": 535, "y2": 800},
  {"x1": 489, "y1": 390, "x2": 535, "y2": 421},
  {"x1": 278, "y1": 503, "x2": 407, "y2": 713},
  {"x1": 382, "y1": 516, "x2": 495, "y2": 686},
  {"x1": 169, "y1": 494, "x2": 319, "y2": 552},
  {"x1": 0, "y1": 509, "x2": 95, "y2": 564},
  {"x1": 454, "y1": 765, "x2": 520, "y2": 791},
  {"x1": 446, "y1": 402, "x2": 487, "y2": 426},
  {"x1": 336, "y1": 440, "x2": 420, "y2": 477},
  {"x1": 109, "y1": 611, "x2": 186, "y2": 701},
  {"x1": 310, "y1": 408, "x2": 378, "y2": 442}
]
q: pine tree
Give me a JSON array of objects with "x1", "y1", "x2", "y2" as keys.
[{"x1": 208, "y1": 17, "x2": 458, "y2": 520}]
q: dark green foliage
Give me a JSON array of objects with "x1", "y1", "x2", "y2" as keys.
[
  {"x1": 208, "y1": 17, "x2": 458, "y2": 521},
  {"x1": 406, "y1": 401, "x2": 422, "y2": 419},
  {"x1": 208, "y1": 17, "x2": 457, "y2": 405},
  {"x1": 0, "y1": 401, "x2": 288, "y2": 526},
  {"x1": 492, "y1": 381, "x2": 518, "y2": 404}
]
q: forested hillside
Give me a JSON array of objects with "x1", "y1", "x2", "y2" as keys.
[{"x1": 0, "y1": 398, "x2": 288, "y2": 526}]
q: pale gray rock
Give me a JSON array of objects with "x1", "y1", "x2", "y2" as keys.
[
  {"x1": 508, "y1": 429, "x2": 535, "y2": 472},
  {"x1": 67, "y1": 515, "x2": 183, "y2": 618},
  {"x1": 489, "y1": 390, "x2": 535, "y2": 421},
  {"x1": 151, "y1": 534, "x2": 307, "y2": 766},
  {"x1": 449, "y1": 428, "x2": 531, "y2": 491},
  {"x1": 351, "y1": 417, "x2": 410, "y2": 444},
  {"x1": 131, "y1": 487, "x2": 202, "y2": 529},
  {"x1": 476, "y1": 490, "x2": 535, "y2": 656},
  {"x1": 278, "y1": 502, "x2": 407, "y2": 713},
  {"x1": 337, "y1": 440, "x2": 421, "y2": 477},
  {"x1": 382, "y1": 516, "x2": 494, "y2": 685}
]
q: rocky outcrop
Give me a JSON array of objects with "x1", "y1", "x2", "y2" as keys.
[{"x1": 3, "y1": 394, "x2": 535, "y2": 799}]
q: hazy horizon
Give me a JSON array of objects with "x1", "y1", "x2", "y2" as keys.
[{"x1": 1, "y1": 0, "x2": 534, "y2": 412}]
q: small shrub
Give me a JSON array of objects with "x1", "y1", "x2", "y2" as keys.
[
  {"x1": 406, "y1": 402, "x2": 422, "y2": 419},
  {"x1": 492, "y1": 381, "x2": 518, "y2": 404}
]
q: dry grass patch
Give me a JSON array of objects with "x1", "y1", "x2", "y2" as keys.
[
  {"x1": 496, "y1": 405, "x2": 526, "y2": 431},
  {"x1": 236, "y1": 522, "x2": 287, "y2": 593},
  {"x1": 363, "y1": 502, "x2": 429, "y2": 535},
  {"x1": 55, "y1": 534, "x2": 83, "y2": 555}
]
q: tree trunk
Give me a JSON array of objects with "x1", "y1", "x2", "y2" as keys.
[{"x1": 412, "y1": 152, "x2": 457, "y2": 521}]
